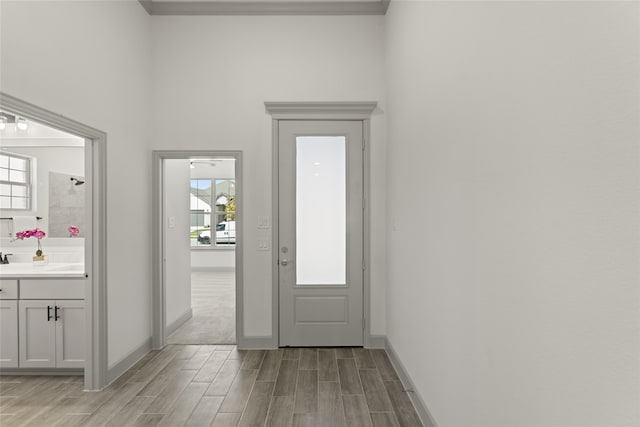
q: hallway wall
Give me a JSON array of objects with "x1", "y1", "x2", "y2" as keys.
[
  {"x1": 164, "y1": 159, "x2": 192, "y2": 330},
  {"x1": 0, "y1": 0, "x2": 154, "y2": 369},
  {"x1": 385, "y1": 2, "x2": 640, "y2": 426},
  {"x1": 150, "y1": 14, "x2": 388, "y2": 338}
]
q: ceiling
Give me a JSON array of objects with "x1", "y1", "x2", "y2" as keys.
[
  {"x1": 139, "y1": 0, "x2": 390, "y2": 15},
  {"x1": 0, "y1": 111, "x2": 84, "y2": 147}
]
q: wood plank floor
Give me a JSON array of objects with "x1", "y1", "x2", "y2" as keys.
[
  {"x1": 167, "y1": 272, "x2": 236, "y2": 345},
  {"x1": 0, "y1": 346, "x2": 423, "y2": 426}
]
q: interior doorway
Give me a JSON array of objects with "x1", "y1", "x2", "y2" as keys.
[
  {"x1": 166, "y1": 158, "x2": 236, "y2": 344},
  {"x1": 152, "y1": 151, "x2": 243, "y2": 349},
  {"x1": 0, "y1": 92, "x2": 108, "y2": 390}
]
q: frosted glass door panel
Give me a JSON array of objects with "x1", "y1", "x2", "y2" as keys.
[{"x1": 296, "y1": 136, "x2": 346, "y2": 285}]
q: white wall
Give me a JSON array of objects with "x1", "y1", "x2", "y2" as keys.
[
  {"x1": 190, "y1": 158, "x2": 235, "y2": 270},
  {"x1": 151, "y1": 15, "x2": 388, "y2": 337},
  {"x1": 0, "y1": 0, "x2": 153, "y2": 368},
  {"x1": 164, "y1": 159, "x2": 192, "y2": 329},
  {"x1": 385, "y1": 2, "x2": 639, "y2": 426}
]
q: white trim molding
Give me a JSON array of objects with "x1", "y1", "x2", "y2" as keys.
[
  {"x1": 237, "y1": 336, "x2": 277, "y2": 349},
  {"x1": 165, "y1": 309, "x2": 193, "y2": 337},
  {"x1": 0, "y1": 92, "x2": 108, "y2": 392},
  {"x1": 139, "y1": 0, "x2": 389, "y2": 16},
  {"x1": 366, "y1": 335, "x2": 387, "y2": 348},
  {"x1": 107, "y1": 338, "x2": 152, "y2": 385},
  {"x1": 265, "y1": 101, "x2": 378, "y2": 120},
  {"x1": 190, "y1": 266, "x2": 235, "y2": 273},
  {"x1": 267, "y1": 101, "x2": 378, "y2": 348},
  {"x1": 385, "y1": 338, "x2": 439, "y2": 427},
  {"x1": 151, "y1": 150, "x2": 244, "y2": 350}
]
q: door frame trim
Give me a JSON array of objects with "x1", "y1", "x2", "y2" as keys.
[
  {"x1": 151, "y1": 150, "x2": 243, "y2": 349},
  {"x1": 0, "y1": 92, "x2": 108, "y2": 390},
  {"x1": 265, "y1": 101, "x2": 377, "y2": 348}
]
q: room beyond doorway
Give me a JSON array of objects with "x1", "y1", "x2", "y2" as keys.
[
  {"x1": 167, "y1": 158, "x2": 236, "y2": 344},
  {"x1": 151, "y1": 151, "x2": 243, "y2": 350}
]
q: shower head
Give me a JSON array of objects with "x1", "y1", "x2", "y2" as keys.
[{"x1": 70, "y1": 177, "x2": 85, "y2": 186}]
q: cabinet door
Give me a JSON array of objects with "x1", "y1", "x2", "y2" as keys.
[
  {"x1": 0, "y1": 300, "x2": 18, "y2": 368},
  {"x1": 19, "y1": 300, "x2": 56, "y2": 368},
  {"x1": 55, "y1": 300, "x2": 85, "y2": 368}
]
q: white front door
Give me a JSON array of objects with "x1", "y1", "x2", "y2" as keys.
[{"x1": 278, "y1": 120, "x2": 364, "y2": 347}]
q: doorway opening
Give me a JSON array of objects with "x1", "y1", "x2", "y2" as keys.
[
  {"x1": 266, "y1": 101, "x2": 377, "y2": 348},
  {"x1": 152, "y1": 151, "x2": 243, "y2": 349},
  {"x1": 166, "y1": 158, "x2": 236, "y2": 344},
  {"x1": 0, "y1": 93, "x2": 108, "y2": 390}
]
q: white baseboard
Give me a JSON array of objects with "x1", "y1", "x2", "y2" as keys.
[
  {"x1": 366, "y1": 334, "x2": 386, "y2": 348},
  {"x1": 165, "y1": 309, "x2": 193, "y2": 337},
  {"x1": 0, "y1": 369, "x2": 82, "y2": 376},
  {"x1": 107, "y1": 337, "x2": 152, "y2": 385},
  {"x1": 237, "y1": 336, "x2": 277, "y2": 349},
  {"x1": 191, "y1": 266, "x2": 235, "y2": 272},
  {"x1": 385, "y1": 338, "x2": 438, "y2": 427}
]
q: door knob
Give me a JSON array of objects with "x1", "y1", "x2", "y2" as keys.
[{"x1": 280, "y1": 259, "x2": 289, "y2": 266}]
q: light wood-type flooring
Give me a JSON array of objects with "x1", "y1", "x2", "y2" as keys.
[
  {"x1": 167, "y1": 271, "x2": 236, "y2": 345},
  {"x1": 0, "y1": 345, "x2": 423, "y2": 426}
]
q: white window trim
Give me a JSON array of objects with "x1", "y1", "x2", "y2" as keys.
[{"x1": 0, "y1": 151, "x2": 35, "y2": 211}]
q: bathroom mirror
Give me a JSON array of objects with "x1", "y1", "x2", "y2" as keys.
[{"x1": 0, "y1": 114, "x2": 85, "y2": 238}]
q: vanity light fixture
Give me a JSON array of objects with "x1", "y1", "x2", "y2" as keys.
[{"x1": 16, "y1": 117, "x2": 28, "y2": 131}]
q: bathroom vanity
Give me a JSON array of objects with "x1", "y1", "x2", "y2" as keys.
[{"x1": 0, "y1": 264, "x2": 85, "y2": 372}]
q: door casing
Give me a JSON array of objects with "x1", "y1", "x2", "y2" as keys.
[
  {"x1": 151, "y1": 150, "x2": 243, "y2": 350},
  {"x1": 0, "y1": 92, "x2": 108, "y2": 390},
  {"x1": 266, "y1": 101, "x2": 377, "y2": 348}
]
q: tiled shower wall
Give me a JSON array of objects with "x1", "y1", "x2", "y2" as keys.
[{"x1": 49, "y1": 171, "x2": 84, "y2": 238}]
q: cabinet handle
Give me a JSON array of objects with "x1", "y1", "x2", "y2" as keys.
[
  {"x1": 47, "y1": 306, "x2": 52, "y2": 321},
  {"x1": 54, "y1": 306, "x2": 60, "y2": 321}
]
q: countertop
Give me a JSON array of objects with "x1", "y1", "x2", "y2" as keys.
[{"x1": 0, "y1": 263, "x2": 86, "y2": 279}]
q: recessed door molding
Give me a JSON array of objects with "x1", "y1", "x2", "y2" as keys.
[
  {"x1": 151, "y1": 150, "x2": 243, "y2": 350},
  {"x1": 265, "y1": 101, "x2": 377, "y2": 348},
  {"x1": 0, "y1": 92, "x2": 108, "y2": 391},
  {"x1": 139, "y1": 0, "x2": 390, "y2": 16}
]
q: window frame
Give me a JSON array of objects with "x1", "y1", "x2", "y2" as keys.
[
  {"x1": 190, "y1": 177, "x2": 236, "y2": 249},
  {"x1": 0, "y1": 151, "x2": 34, "y2": 211}
]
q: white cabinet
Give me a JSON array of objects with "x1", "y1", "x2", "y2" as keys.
[
  {"x1": 0, "y1": 278, "x2": 85, "y2": 370},
  {"x1": 0, "y1": 279, "x2": 19, "y2": 368},
  {"x1": 18, "y1": 299, "x2": 85, "y2": 369},
  {"x1": 0, "y1": 280, "x2": 19, "y2": 299},
  {"x1": 0, "y1": 277, "x2": 86, "y2": 371},
  {"x1": 55, "y1": 300, "x2": 85, "y2": 368},
  {"x1": 0, "y1": 300, "x2": 19, "y2": 368},
  {"x1": 18, "y1": 300, "x2": 56, "y2": 368}
]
